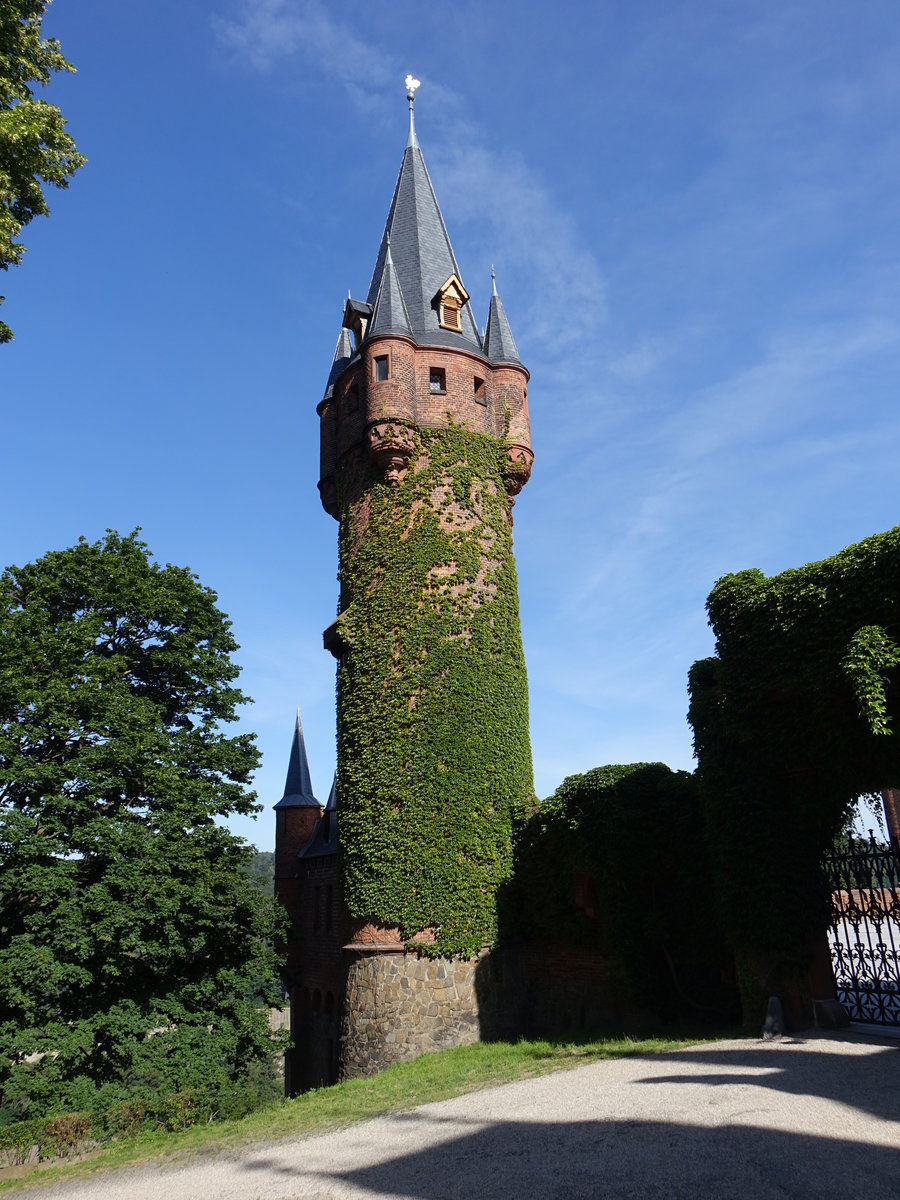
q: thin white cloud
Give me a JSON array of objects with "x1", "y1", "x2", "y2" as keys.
[
  {"x1": 213, "y1": 1, "x2": 608, "y2": 357},
  {"x1": 212, "y1": 0, "x2": 392, "y2": 97}
]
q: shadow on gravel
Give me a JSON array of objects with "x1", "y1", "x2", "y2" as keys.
[
  {"x1": 314, "y1": 1117, "x2": 900, "y2": 1199},
  {"x1": 631, "y1": 1034, "x2": 900, "y2": 1123},
  {"x1": 232, "y1": 1035, "x2": 900, "y2": 1199}
]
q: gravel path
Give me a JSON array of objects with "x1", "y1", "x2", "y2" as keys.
[{"x1": 16, "y1": 1032, "x2": 900, "y2": 1199}]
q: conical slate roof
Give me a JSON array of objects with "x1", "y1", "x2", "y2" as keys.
[
  {"x1": 274, "y1": 710, "x2": 320, "y2": 809},
  {"x1": 369, "y1": 237, "x2": 413, "y2": 338},
  {"x1": 300, "y1": 773, "x2": 337, "y2": 858},
  {"x1": 482, "y1": 269, "x2": 521, "y2": 365},
  {"x1": 365, "y1": 102, "x2": 481, "y2": 351},
  {"x1": 323, "y1": 327, "x2": 354, "y2": 400}
]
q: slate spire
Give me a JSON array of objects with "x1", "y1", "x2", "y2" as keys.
[
  {"x1": 368, "y1": 235, "x2": 413, "y2": 338},
  {"x1": 323, "y1": 327, "x2": 354, "y2": 400},
  {"x1": 365, "y1": 87, "x2": 481, "y2": 351},
  {"x1": 483, "y1": 266, "x2": 521, "y2": 365},
  {"x1": 299, "y1": 773, "x2": 337, "y2": 858},
  {"x1": 274, "y1": 709, "x2": 320, "y2": 808}
]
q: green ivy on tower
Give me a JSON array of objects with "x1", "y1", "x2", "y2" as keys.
[{"x1": 335, "y1": 424, "x2": 534, "y2": 958}]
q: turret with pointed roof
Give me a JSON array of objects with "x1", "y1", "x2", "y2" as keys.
[
  {"x1": 323, "y1": 328, "x2": 354, "y2": 402},
  {"x1": 483, "y1": 268, "x2": 521, "y2": 365},
  {"x1": 274, "y1": 710, "x2": 319, "y2": 809},
  {"x1": 368, "y1": 236, "x2": 413, "y2": 339},
  {"x1": 274, "y1": 710, "x2": 326, "y2": 896},
  {"x1": 317, "y1": 84, "x2": 532, "y2": 516}
]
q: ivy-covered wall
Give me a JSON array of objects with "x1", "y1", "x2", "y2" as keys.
[
  {"x1": 688, "y1": 525, "x2": 900, "y2": 1021},
  {"x1": 506, "y1": 763, "x2": 735, "y2": 1021},
  {"x1": 334, "y1": 424, "x2": 534, "y2": 958}
]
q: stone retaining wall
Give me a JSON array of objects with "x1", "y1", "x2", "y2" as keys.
[{"x1": 340, "y1": 951, "x2": 487, "y2": 1079}]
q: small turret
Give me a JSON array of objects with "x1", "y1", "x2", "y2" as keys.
[
  {"x1": 323, "y1": 328, "x2": 354, "y2": 402},
  {"x1": 274, "y1": 711, "x2": 323, "y2": 880},
  {"x1": 368, "y1": 236, "x2": 413, "y2": 339},
  {"x1": 483, "y1": 267, "x2": 521, "y2": 365}
]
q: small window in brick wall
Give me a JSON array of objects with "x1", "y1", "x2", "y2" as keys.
[
  {"x1": 374, "y1": 355, "x2": 389, "y2": 381},
  {"x1": 346, "y1": 385, "x2": 359, "y2": 412},
  {"x1": 474, "y1": 377, "x2": 486, "y2": 405},
  {"x1": 429, "y1": 367, "x2": 446, "y2": 393}
]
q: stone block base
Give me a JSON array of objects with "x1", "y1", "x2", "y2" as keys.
[{"x1": 340, "y1": 949, "x2": 492, "y2": 1079}]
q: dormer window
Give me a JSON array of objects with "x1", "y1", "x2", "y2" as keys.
[
  {"x1": 440, "y1": 297, "x2": 461, "y2": 331},
  {"x1": 434, "y1": 273, "x2": 470, "y2": 333}
]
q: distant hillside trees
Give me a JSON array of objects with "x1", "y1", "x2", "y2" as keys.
[
  {"x1": 244, "y1": 850, "x2": 275, "y2": 897},
  {"x1": 0, "y1": 1, "x2": 86, "y2": 342},
  {"x1": 0, "y1": 532, "x2": 285, "y2": 1125}
]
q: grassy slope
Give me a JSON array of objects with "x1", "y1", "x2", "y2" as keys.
[{"x1": 1, "y1": 1032, "x2": 737, "y2": 1194}]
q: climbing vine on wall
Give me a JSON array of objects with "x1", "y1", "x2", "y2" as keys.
[
  {"x1": 507, "y1": 763, "x2": 734, "y2": 1017},
  {"x1": 334, "y1": 425, "x2": 534, "y2": 958},
  {"x1": 688, "y1": 525, "x2": 900, "y2": 1020}
]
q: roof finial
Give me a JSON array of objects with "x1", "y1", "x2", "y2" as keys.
[
  {"x1": 491, "y1": 264, "x2": 498, "y2": 296},
  {"x1": 405, "y1": 74, "x2": 421, "y2": 149}
]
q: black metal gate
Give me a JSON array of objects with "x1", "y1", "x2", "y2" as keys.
[{"x1": 823, "y1": 835, "x2": 900, "y2": 1027}]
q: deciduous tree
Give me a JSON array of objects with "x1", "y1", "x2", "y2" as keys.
[
  {"x1": 1, "y1": 0, "x2": 85, "y2": 342},
  {"x1": 0, "y1": 532, "x2": 284, "y2": 1123}
]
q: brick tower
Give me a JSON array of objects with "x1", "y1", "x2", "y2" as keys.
[
  {"x1": 273, "y1": 713, "x2": 344, "y2": 1093},
  {"x1": 312, "y1": 80, "x2": 534, "y2": 1079}
]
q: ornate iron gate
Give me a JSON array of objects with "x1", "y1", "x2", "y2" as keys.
[{"x1": 823, "y1": 835, "x2": 900, "y2": 1027}]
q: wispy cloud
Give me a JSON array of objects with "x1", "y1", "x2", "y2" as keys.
[
  {"x1": 213, "y1": 1, "x2": 608, "y2": 356},
  {"x1": 212, "y1": 0, "x2": 392, "y2": 99},
  {"x1": 558, "y1": 311, "x2": 900, "y2": 623}
]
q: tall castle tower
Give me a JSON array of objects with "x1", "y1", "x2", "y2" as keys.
[{"x1": 298, "y1": 81, "x2": 534, "y2": 1080}]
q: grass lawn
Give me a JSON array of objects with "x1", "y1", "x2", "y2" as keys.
[{"x1": 0, "y1": 1029, "x2": 738, "y2": 1193}]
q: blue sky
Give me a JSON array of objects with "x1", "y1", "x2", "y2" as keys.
[{"x1": 3, "y1": 0, "x2": 899, "y2": 848}]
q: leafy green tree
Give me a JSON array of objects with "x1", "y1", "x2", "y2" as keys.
[
  {"x1": 0, "y1": 532, "x2": 284, "y2": 1123},
  {"x1": 1, "y1": 0, "x2": 85, "y2": 343}
]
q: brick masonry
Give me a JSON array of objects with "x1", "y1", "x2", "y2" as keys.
[{"x1": 318, "y1": 334, "x2": 532, "y2": 522}]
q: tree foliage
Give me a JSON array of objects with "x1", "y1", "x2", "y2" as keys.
[
  {"x1": 0, "y1": 0, "x2": 85, "y2": 342},
  {"x1": 336, "y1": 425, "x2": 534, "y2": 958},
  {"x1": 0, "y1": 532, "x2": 284, "y2": 1123},
  {"x1": 688, "y1": 525, "x2": 900, "y2": 1022}
]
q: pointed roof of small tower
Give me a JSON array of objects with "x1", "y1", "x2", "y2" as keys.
[
  {"x1": 323, "y1": 327, "x2": 354, "y2": 400},
  {"x1": 365, "y1": 81, "x2": 482, "y2": 352},
  {"x1": 483, "y1": 267, "x2": 521, "y2": 365},
  {"x1": 300, "y1": 773, "x2": 338, "y2": 858},
  {"x1": 369, "y1": 236, "x2": 413, "y2": 338},
  {"x1": 274, "y1": 710, "x2": 320, "y2": 808}
]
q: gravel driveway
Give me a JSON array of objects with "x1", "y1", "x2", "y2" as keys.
[{"x1": 17, "y1": 1031, "x2": 900, "y2": 1199}]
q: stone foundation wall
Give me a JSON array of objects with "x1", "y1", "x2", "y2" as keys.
[{"x1": 340, "y1": 951, "x2": 489, "y2": 1079}]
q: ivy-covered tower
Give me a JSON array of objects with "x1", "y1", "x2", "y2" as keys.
[{"x1": 317, "y1": 81, "x2": 534, "y2": 1076}]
